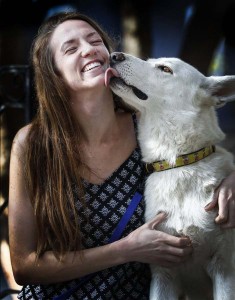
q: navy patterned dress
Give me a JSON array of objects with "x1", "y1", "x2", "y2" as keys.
[{"x1": 17, "y1": 114, "x2": 151, "y2": 300}]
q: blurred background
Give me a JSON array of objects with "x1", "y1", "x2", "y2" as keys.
[{"x1": 0, "y1": 0, "x2": 235, "y2": 299}]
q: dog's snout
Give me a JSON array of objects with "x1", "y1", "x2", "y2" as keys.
[{"x1": 110, "y1": 52, "x2": 125, "y2": 65}]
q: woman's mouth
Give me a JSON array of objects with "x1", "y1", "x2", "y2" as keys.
[{"x1": 82, "y1": 61, "x2": 102, "y2": 72}]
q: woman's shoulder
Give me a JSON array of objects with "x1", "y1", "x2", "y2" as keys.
[
  {"x1": 12, "y1": 123, "x2": 32, "y2": 155},
  {"x1": 14, "y1": 123, "x2": 32, "y2": 144}
]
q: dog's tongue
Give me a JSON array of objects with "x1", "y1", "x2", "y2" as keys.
[{"x1": 105, "y1": 67, "x2": 119, "y2": 87}]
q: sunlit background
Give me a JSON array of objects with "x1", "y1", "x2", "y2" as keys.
[{"x1": 1, "y1": 1, "x2": 235, "y2": 299}]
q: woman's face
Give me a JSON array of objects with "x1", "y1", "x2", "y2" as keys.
[{"x1": 50, "y1": 19, "x2": 110, "y2": 93}]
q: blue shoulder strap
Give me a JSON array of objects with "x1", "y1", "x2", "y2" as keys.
[
  {"x1": 53, "y1": 191, "x2": 143, "y2": 300},
  {"x1": 108, "y1": 192, "x2": 142, "y2": 243}
]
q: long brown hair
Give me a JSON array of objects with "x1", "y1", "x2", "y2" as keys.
[{"x1": 26, "y1": 12, "x2": 115, "y2": 260}]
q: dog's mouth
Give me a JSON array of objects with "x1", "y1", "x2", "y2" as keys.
[
  {"x1": 112, "y1": 78, "x2": 148, "y2": 100},
  {"x1": 105, "y1": 68, "x2": 148, "y2": 100},
  {"x1": 112, "y1": 77, "x2": 148, "y2": 100}
]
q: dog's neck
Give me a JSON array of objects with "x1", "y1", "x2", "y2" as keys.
[
  {"x1": 138, "y1": 110, "x2": 225, "y2": 165},
  {"x1": 145, "y1": 145, "x2": 216, "y2": 173}
]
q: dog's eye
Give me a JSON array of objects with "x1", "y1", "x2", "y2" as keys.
[{"x1": 157, "y1": 65, "x2": 173, "y2": 74}]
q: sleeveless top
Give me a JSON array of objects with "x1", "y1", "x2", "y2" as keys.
[{"x1": 17, "y1": 113, "x2": 151, "y2": 300}]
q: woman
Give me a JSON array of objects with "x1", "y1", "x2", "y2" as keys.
[{"x1": 8, "y1": 11, "x2": 235, "y2": 299}]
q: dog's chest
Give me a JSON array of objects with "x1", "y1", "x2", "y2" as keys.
[{"x1": 144, "y1": 170, "x2": 218, "y2": 236}]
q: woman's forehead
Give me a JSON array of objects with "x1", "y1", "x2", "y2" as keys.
[
  {"x1": 54, "y1": 19, "x2": 99, "y2": 39},
  {"x1": 50, "y1": 19, "x2": 100, "y2": 49}
]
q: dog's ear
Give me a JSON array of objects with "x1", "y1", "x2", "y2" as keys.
[{"x1": 200, "y1": 75, "x2": 235, "y2": 108}]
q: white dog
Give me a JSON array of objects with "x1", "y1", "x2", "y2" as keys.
[{"x1": 105, "y1": 53, "x2": 235, "y2": 300}]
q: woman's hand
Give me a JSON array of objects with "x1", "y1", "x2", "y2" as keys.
[
  {"x1": 205, "y1": 170, "x2": 235, "y2": 228},
  {"x1": 124, "y1": 213, "x2": 192, "y2": 268}
]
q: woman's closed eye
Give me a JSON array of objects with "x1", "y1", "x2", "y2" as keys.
[
  {"x1": 64, "y1": 41, "x2": 102, "y2": 54},
  {"x1": 65, "y1": 47, "x2": 77, "y2": 55},
  {"x1": 90, "y1": 39, "x2": 103, "y2": 45}
]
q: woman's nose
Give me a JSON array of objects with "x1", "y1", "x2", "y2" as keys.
[{"x1": 81, "y1": 43, "x2": 97, "y2": 57}]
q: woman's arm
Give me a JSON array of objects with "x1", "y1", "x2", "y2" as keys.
[
  {"x1": 9, "y1": 127, "x2": 192, "y2": 286},
  {"x1": 205, "y1": 170, "x2": 235, "y2": 228}
]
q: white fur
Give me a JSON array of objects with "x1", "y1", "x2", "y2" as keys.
[{"x1": 110, "y1": 54, "x2": 235, "y2": 300}]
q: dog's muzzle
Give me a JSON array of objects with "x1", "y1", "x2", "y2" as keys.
[
  {"x1": 109, "y1": 52, "x2": 148, "y2": 100},
  {"x1": 110, "y1": 52, "x2": 126, "y2": 66}
]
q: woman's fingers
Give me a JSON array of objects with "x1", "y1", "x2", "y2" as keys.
[
  {"x1": 215, "y1": 187, "x2": 229, "y2": 224},
  {"x1": 149, "y1": 244, "x2": 192, "y2": 267},
  {"x1": 220, "y1": 199, "x2": 235, "y2": 228},
  {"x1": 151, "y1": 234, "x2": 193, "y2": 255},
  {"x1": 147, "y1": 212, "x2": 167, "y2": 230},
  {"x1": 205, "y1": 170, "x2": 235, "y2": 228},
  {"x1": 216, "y1": 179, "x2": 235, "y2": 228},
  {"x1": 165, "y1": 235, "x2": 192, "y2": 248},
  {"x1": 131, "y1": 212, "x2": 193, "y2": 267},
  {"x1": 146, "y1": 212, "x2": 193, "y2": 250},
  {"x1": 204, "y1": 190, "x2": 219, "y2": 211}
]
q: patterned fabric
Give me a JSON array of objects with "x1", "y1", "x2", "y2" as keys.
[{"x1": 17, "y1": 114, "x2": 151, "y2": 300}]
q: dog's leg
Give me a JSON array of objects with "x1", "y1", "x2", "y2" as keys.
[
  {"x1": 212, "y1": 269, "x2": 235, "y2": 300},
  {"x1": 207, "y1": 250, "x2": 235, "y2": 300},
  {"x1": 149, "y1": 266, "x2": 179, "y2": 300}
]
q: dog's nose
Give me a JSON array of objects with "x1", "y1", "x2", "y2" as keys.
[{"x1": 110, "y1": 52, "x2": 125, "y2": 66}]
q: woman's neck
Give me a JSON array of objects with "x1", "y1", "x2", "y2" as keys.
[{"x1": 71, "y1": 88, "x2": 119, "y2": 146}]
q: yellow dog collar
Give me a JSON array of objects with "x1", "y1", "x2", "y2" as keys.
[{"x1": 145, "y1": 145, "x2": 216, "y2": 173}]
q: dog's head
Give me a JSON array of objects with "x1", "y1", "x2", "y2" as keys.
[
  {"x1": 106, "y1": 52, "x2": 235, "y2": 113},
  {"x1": 106, "y1": 52, "x2": 235, "y2": 159}
]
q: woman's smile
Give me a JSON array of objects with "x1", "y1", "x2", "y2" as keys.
[{"x1": 82, "y1": 60, "x2": 102, "y2": 72}]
